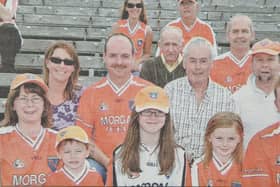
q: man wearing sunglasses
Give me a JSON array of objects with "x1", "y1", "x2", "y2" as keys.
[
  {"x1": 77, "y1": 33, "x2": 152, "y2": 171},
  {"x1": 157, "y1": 0, "x2": 216, "y2": 56}
]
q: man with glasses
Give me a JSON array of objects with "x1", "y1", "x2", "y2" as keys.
[
  {"x1": 164, "y1": 37, "x2": 234, "y2": 161},
  {"x1": 157, "y1": 0, "x2": 216, "y2": 55},
  {"x1": 77, "y1": 33, "x2": 152, "y2": 170}
]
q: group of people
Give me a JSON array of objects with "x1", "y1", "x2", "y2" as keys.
[{"x1": 1, "y1": 0, "x2": 280, "y2": 186}]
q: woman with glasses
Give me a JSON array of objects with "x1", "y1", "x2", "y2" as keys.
[
  {"x1": 112, "y1": 0, "x2": 153, "y2": 74},
  {"x1": 43, "y1": 41, "x2": 84, "y2": 131},
  {"x1": 107, "y1": 86, "x2": 191, "y2": 186},
  {"x1": 0, "y1": 73, "x2": 58, "y2": 186}
]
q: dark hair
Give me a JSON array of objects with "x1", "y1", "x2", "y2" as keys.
[
  {"x1": 120, "y1": 0, "x2": 148, "y2": 24},
  {"x1": 104, "y1": 33, "x2": 135, "y2": 55},
  {"x1": 2, "y1": 83, "x2": 52, "y2": 128}
]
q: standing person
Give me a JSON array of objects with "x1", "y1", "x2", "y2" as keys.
[
  {"x1": 232, "y1": 38, "x2": 280, "y2": 148},
  {"x1": 191, "y1": 112, "x2": 244, "y2": 187},
  {"x1": 112, "y1": 0, "x2": 153, "y2": 73},
  {"x1": 140, "y1": 26, "x2": 185, "y2": 88},
  {"x1": 0, "y1": 73, "x2": 58, "y2": 186},
  {"x1": 157, "y1": 0, "x2": 216, "y2": 55},
  {"x1": 164, "y1": 37, "x2": 235, "y2": 160},
  {"x1": 45, "y1": 126, "x2": 104, "y2": 186},
  {"x1": 211, "y1": 14, "x2": 255, "y2": 93},
  {"x1": 0, "y1": 0, "x2": 22, "y2": 72},
  {"x1": 43, "y1": 41, "x2": 84, "y2": 131},
  {"x1": 77, "y1": 33, "x2": 152, "y2": 169},
  {"x1": 107, "y1": 86, "x2": 191, "y2": 186},
  {"x1": 242, "y1": 76, "x2": 280, "y2": 186}
]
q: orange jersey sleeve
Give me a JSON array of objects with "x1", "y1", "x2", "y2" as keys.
[
  {"x1": 211, "y1": 52, "x2": 253, "y2": 93},
  {"x1": 242, "y1": 122, "x2": 280, "y2": 187}
]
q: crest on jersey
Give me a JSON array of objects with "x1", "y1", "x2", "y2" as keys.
[
  {"x1": 137, "y1": 39, "x2": 143, "y2": 47},
  {"x1": 99, "y1": 102, "x2": 108, "y2": 111},
  {"x1": 128, "y1": 100, "x2": 134, "y2": 111},
  {"x1": 276, "y1": 155, "x2": 280, "y2": 165},
  {"x1": 225, "y1": 76, "x2": 233, "y2": 83},
  {"x1": 13, "y1": 159, "x2": 25, "y2": 169},
  {"x1": 149, "y1": 92, "x2": 158, "y2": 99},
  {"x1": 48, "y1": 156, "x2": 59, "y2": 172},
  {"x1": 231, "y1": 181, "x2": 241, "y2": 187}
]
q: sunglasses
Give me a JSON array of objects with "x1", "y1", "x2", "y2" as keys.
[
  {"x1": 127, "y1": 3, "x2": 143, "y2": 8},
  {"x1": 49, "y1": 57, "x2": 75, "y2": 66}
]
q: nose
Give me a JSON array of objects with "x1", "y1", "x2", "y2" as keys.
[{"x1": 25, "y1": 99, "x2": 34, "y2": 107}]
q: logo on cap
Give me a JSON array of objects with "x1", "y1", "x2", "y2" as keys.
[{"x1": 149, "y1": 92, "x2": 158, "y2": 99}]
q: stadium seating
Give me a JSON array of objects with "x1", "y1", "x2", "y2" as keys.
[{"x1": 0, "y1": 0, "x2": 279, "y2": 119}]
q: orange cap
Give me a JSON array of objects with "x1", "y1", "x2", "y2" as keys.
[
  {"x1": 10, "y1": 73, "x2": 48, "y2": 92},
  {"x1": 251, "y1": 38, "x2": 280, "y2": 56},
  {"x1": 56, "y1": 126, "x2": 89, "y2": 148},
  {"x1": 135, "y1": 86, "x2": 169, "y2": 113}
]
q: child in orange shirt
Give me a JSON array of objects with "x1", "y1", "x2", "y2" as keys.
[
  {"x1": 191, "y1": 112, "x2": 244, "y2": 187},
  {"x1": 45, "y1": 126, "x2": 104, "y2": 186}
]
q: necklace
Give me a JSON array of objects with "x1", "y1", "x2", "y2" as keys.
[{"x1": 140, "y1": 143, "x2": 159, "y2": 167}]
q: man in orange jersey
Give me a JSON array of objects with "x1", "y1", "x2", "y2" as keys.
[
  {"x1": 242, "y1": 76, "x2": 280, "y2": 187},
  {"x1": 211, "y1": 14, "x2": 255, "y2": 93},
  {"x1": 77, "y1": 33, "x2": 152, "y2": 169},
  {"x1": 232, "y1": 38, "x2": 280, "y2": 148},
  {"x1": 157, "y1": 0, "x2": 216, "y2": 55}
]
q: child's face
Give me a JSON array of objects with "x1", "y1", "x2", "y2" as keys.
[
  {"x1": 209, "y1": 126, "x2": 240, "y2": 162},
  {"x1": 58, "y1": 141, "x2": 89, "y2": 171}
]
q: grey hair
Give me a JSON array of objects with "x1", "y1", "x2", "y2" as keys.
[
  {"x1": 226, "y1": 14, "x2": 254, "y2": 34},
  {"x1": 160, "y1": 25, "x2": 183, "y2": 43},
  {"x1": 183, "y1": 37, "x2": 216, "y2": 61}
]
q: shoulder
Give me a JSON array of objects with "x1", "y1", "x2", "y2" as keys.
[
  {"x1": 196, "y1": 18, "x2": 214, "y2": 30},
  {"x1": 167, "y1": 18, "x2": 181, "y2": 26},
  {"x1": 132, "y1": 76, "x2": 154, "y2": 86},
  {"x1": 252, "y1": 122, "x2": 280, "y2": 141},
  {"x1": 82, "y1": 78, "x2": 107, "y2": 95},
  {"x1": 0, "y1": 126, "x2": 15, "y2": 135},
  {"x1": 214, "y1": 51, "x2": 230, "y2": 62}
]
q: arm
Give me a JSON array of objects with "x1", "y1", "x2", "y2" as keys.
[
  {"x1": 0, "y1": 3, "x2": 13, "y2": 21},
  {"x1": 111, "y1": 22, "x2": 120, "y2": 34},
  {"x1": 88, "y1": 139, "x2": 110, "y2": 167},
  {"x1": 136, "y1": 25, "x2": 153, "y2": 64}
]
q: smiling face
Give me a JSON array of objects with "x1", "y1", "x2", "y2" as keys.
[
  {"x1": 13, "y1": 86, "x2": 44, "y2": 125},
  {"x1": 57, "y1": 140, "x2": 89, "y2": 172},
  {"x1": 184, "y1": 43, "x2": 213, "y2": 85},
  {"x1": 227, "y1": 15, "x2": 255, "y2": 51},
  {"x1": 46, "y1": 48, "x2": 75, "y2": 84},
  {"x1": 138, "y1": 109, "x2": 166, "y2": 136},
  {"x1": 104, "y1": 35, "x2": 134, "y2": 82},
  {"x1": 209, "y1": 126, "x2": 241, "y2": 163}
]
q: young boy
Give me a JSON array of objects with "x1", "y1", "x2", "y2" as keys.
[{"x1": 45, "y1": 126, "x2": 104, "y2": 186}]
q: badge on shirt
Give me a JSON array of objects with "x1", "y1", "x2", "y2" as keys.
[
  {"x1": 13, "y1": 159, "x2": 25, "y2": 169},
  {"x1": 99, "y1": 102, "x2": 108, "y2": 111},
  {"x1": 231, "y1": 181, "x2": 241, "y2": 187},
  {"x1": 276, "y1": 155, "x2": 280, "y2": 165},
  {"x1": 137, "y1": 39, "x2": 143, "y2": 47},
  {"x1": 225, "y1": 75, "x2": 233, "y2": 83},
  {"x1": 128, "y1": 100, "x2": 134, "y2": 111},
  {"x1": 47, "y1": 156, "x2": 59, "y2": 172}
]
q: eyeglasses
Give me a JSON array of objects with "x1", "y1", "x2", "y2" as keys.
[
  {"x1": 49, "y1": 57, "x2": 75, "y2": 66},
  {"x1": 16, "y1": 97, "x2": 43, "y2": 105},
  {"x1": 127, "y1": 3, "x2": 143, "y2": 8},
  {"x1": 140, "y1": 110, "x2": 166, "y2": 118}
]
